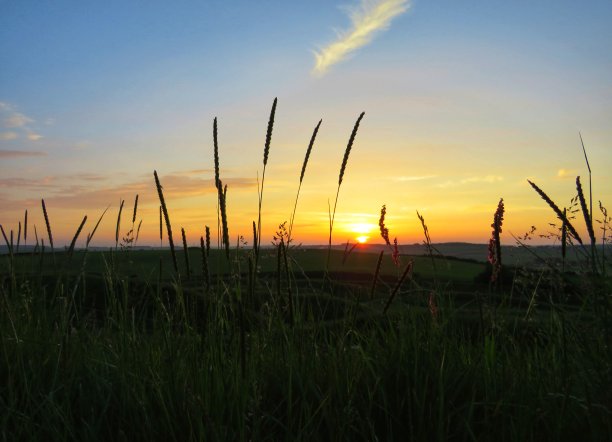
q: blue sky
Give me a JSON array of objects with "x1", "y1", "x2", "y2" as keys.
[{"x1": 1, "y1": 0, "x2": 611, "y2": 245}]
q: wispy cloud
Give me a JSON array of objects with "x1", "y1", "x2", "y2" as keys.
[
  {"x1": 312, "y1": 0, "x2": 410, "y2": 76},
  {"x1": 4, "y1": 113, "x2": 32, "y2": 128},
  {"x1": 27, "y1": 133, "x2": 43, "y2": 141},
  {"x1": 0, "y1": 132, "x2": 18, "y2": 141},
  {"x1": 1, "y1": 170, "x2": 257, "y2": 210},
  {"x1": 557, "y1": 168, "x2": 577, "y2": 179},
  {"x1": 0, "y1": 149, "x2": 47, "y2": 159},
  {"x1": 392, "y1": 174, "x2": 437, "y2": 182},
  {"x1": 437, "y1": 175, "x2": 504, "y2": 188}
]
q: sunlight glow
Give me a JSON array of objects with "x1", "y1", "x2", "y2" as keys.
[
  {"x1": 356, "y1": 235, "x2": 369, "y2": 244},
  {"x1": 350, "y1": 222, "x2": 375, "y2": 234}
]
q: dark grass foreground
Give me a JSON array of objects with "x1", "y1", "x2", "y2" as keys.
[{"x1": 1, "y1": 249, "x2": 611, "y2": 441}]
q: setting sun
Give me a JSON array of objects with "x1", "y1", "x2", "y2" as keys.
[{"x1": 349, "y1": 222, "x2": 375, "y2": 244}]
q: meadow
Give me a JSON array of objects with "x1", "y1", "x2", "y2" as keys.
[{"x1": 1, "y1": 102, "x2": 611, "y2": 441}]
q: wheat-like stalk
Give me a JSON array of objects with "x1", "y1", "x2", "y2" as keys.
[
  {"x1": 263, "y1": 97, "x2": 277, "y2": 168},
  {"x1": 370, "y1": 250, "x2": 384, "y2": 299},
  {"x1": 339, "y1": 112, "x2": 365, "y2": 186},
  {"x1": 41, "y1": 199, "x2": 54, "y2": 253},
  {"x1": 132, "y1": 194, "x2": 139, "y2": 224},
  {"x1": 205, "y1": 225, "x2": 211, "y2": 257},
  {"x1": 33, "y1": 225, "x2": 39, "y2": 252},
  {"x1": 561, "y1": 207, "x2": 567, "y2": 271},
  {"x1": 87, "y1": 205, "x2": 109, "y2": 248},
  {"x1": 23, "y1": 210, "x2": 27, "y2": 247},
  {"x1": 181, "y1": 227, "x2": 191, "y2": 279},
  {"x1": 252, "y1": 221, "x2": 257, "y2": 254},
  {"x1": 576, "y1": 176, "x2": 595, "y2": 245},
  {"x1": 135, "y1": 219, "x2": 142, "y2": 245},
  {"x1": 0, "y1": 225, "x2": 10, "y2": 252},
  {"x1": 288, "y1": 119, "x2": 322, "y2": 244},
  {"x1": 16, "y1": 222, "x2": 21, "y2": 253},
  {"x1": 154, "y1": 170, "x2": 178, "y2": 273},
  {"x1": 383, "y1": 259, "x2": 413, "y2": 315},
  {"x1": 327, "y1": 112, "x2": 365, "y2": 271},
  {"x1": 159, "y1": 205, "x2": 163, "y2": 247},
  {"x1": 527, "y1": 180, "x2": 583, "y2": 244},
  {"x1": 256, "y1": 98, "x2": 278, "y2": 260},
  {"x1": 68, "y1": 215, "x2": 87, "y2": 258},
  {"x1": 115, "y1": 199, "x2": 124, "y2": 250},
  {"x1": 213, "y1": 117, "x2": 220, "y2": 190},
  {"x1": 379, "y1": 205, "x2": 391, "y2": 245},
  {"x1": 487, "y1": 198, "x2": 504, "y2": 283},
  {"x1": 218, "y1": 180, "x2": 230, "y2": 260},
  {"x1": 200, "y1": 235, "x2": 210, "y2": 292}
]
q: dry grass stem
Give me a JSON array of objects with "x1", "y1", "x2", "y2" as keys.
[
  {"x1": 218, "y1": 180, "x2": 230, "y2": 260},
  {"x1": 86, "y1": 206, "x2": 109, "y2": 248},
  {"x1": 383, "y1": 259, "x2": 414, "y2": 315},
  {"x1": 0, "y1": 225, "x2": 10, "y2": 253},
  {"x1": 115, "y1": 199, "x2": 125, "y2": 250},
  {"x1": 200, "y1": 236, "x2": 210, "y2": 291},
  {"x1": 154, "y1": 170, "x2": 178, "y2": 273},
  {"x1": 23, "y1": 210, "x2": 27, "y2": 246},
  {"x1": 181, "y1": 227, "x2": 191, "y2": 279},
  {"x1": 576, "y1": 176, "x2": 596, "y2": 245},
  {"x1": 132, "y1": 194, "x2": 139, "y2": 224},
  {"x1": 487, "y1": 198, "x2": 504, "y2": 283},
  {"x1": 370, "y1": 250, "x2": 384, "y2": 299},
  {"x1": 41, "y1": 199, "x2": 54, "y2": 253},
  {"x1": 327, "y1": 112, "x2": 365, "y2": 270},
  {"x1": 68, "y1": 216, "x2": 87, "y2": 258},
  {"x1": 527, "y1": 180, "x2": 583, "y2": 244},
  {"x1": 16, "y1": 222, "x2": 21, "y2": 253},
  {"x1": 288, "y1": 119, "x2": 322, "y2": 243},
  {"x1": 135, "y1": 219, "x2": 143, "y2": 245}
]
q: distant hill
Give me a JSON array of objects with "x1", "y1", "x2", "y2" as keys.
[{"x1": 2, "y1": 242, "x2": 609, "y2": 267}]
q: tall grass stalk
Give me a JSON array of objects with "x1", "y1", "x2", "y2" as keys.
[
  {"x1": 41, "y1": 198, "x2": 55, "y2": 265},
  {"x1": 370, "y1": 250, "x2": 384, "y2": 299},
  {"x1": 16, "y1": 222, "x2": 21, "y2": 253},
  {"x1": 327, "y1": 112, "x2": 365, "y2": 272},
  {"x1": 154, "y1": 170, "x2": 178, "y2": 273},
  {"x1": 383, "y1": 259, "x2": 414, "y2": 314},
  {"x1": 0, "y1": 225, "x2": 10, "y2": 254},
  {"x1": 159, "y1": 206, "x2": 163, "y2": 248},
  {"x1": 527, "y1": 180, "x2": 583, "y2": 244},
  {"x1": 115, "y1": 199, "x2": 125, "y2": 250},
  {"x1": 181, "y1": 227, "x2": 191, "y2": 279},
  {"x1": 23, "y1": 209, "x2": 27, "y2": 247},
  {"x1": 287, "y1": 119, "x2": 321, "y2": 244},
  {"x1": 200, "y1": 236, "x2": 210, "y2": 292},
  {"x1": 256, "y1": 97, "x2": 277, "y2": 264},
  {"x1": 213, "y1": 117, "x2": 221, "y2": 251},
  {"x1": 218, "y1": 180, "x2": 230, "y2": 260},
  {"x1": 576, "y1": 176, "x2": 597, "y2": 272},
  {"x1": 86, "y1": 206, "x2": 109, "y2": 249},
  {"x1": 67, "y1": 215, "x2": 87, "y2": 259}
]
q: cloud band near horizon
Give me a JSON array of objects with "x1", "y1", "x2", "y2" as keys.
[{"x1": 312, "y1": 0, "x2": 410, "y2": 76}]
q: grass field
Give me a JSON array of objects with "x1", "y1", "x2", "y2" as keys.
[{"x1": 1, "y1": 243, "x2": 611, "y2": 441}]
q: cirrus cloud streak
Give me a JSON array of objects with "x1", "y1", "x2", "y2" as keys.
[{"x1": 312, "y1": 0, "x2": 410, "y2": 76}]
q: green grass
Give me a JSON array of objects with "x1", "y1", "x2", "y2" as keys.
[{"x1": 1, "y1": 245, "x2": 610, "y2": 441}]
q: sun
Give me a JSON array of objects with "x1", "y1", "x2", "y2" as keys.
[{"x1": 349, "y1": 222, "x2": 375, "y2": 244}]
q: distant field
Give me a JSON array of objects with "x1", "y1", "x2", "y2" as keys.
[{"x1": 1, "y1": 246, "x2": 486, "y2": 286}]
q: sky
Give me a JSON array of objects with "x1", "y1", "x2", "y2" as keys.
[{"x1": 1, "y1": 0, "x2": 611, "y2": 248}]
